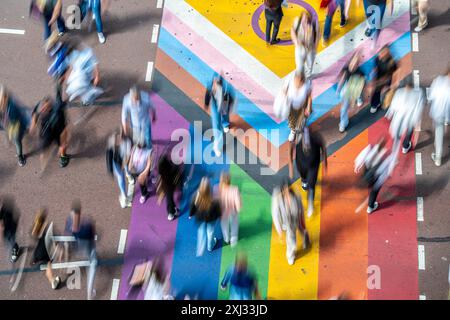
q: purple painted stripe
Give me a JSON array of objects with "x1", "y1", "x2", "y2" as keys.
[{"x1": 118, "y1": 93, "x2": 189, "y2": 300}]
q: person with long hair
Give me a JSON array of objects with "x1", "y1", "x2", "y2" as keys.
[
  {"x1": 218, "y1": 172, "x2": 242, "y2": 248},
  {"x1": 190, "y1": 177, "x2": 221, "y2": 256},
  {"x1": 156, "y1": 153, "x2": 183, "y2": 221}
]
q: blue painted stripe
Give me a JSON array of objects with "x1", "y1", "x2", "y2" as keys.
[
  {"x1": 169, "y1": 124, "x2": 230, "y2": 299},
  {"x1": 307, "y1": 31, "x2": 412, "y2": 124},
  {"x1": 158, "y1": 27, "x2": 290, "y2": 147}
]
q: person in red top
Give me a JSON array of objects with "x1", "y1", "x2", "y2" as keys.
[{"x1": 264, "y1": 0, "x2": 284, "y2": 45}]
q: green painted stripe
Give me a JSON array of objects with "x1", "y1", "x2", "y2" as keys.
[{"x1": 217, "y1": 163, "x2": 273, "y2": 299}]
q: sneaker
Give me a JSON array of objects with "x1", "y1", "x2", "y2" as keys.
[
  {"x1": 270, "y1": 38, "x2": 281, "y2": 45},
  {"x1": 139, "y1": 195, "x2": 147, "y2": 204},
  {"x1": 357, "y1": 97, "x2": 363, "y2": 107},
  {"x1": 59, "y1": 155, "x2": 70, "y2": 168},
  {"x1": 307, "y1": 203, "x2": 314, "y2": 218},
  {"x1": 288, "y1": 257, "x2": 295, "y2": 265},
  {"x1": 340, "y1": 20, "x2": 347, "y2": 28},
  {"x1": 414, "y1": 22, "x2": 428, "y2": 32},
  {"x1": 301, "y1": 181, "x2": 308, "y2": 190},
  {"x1": 370, "y1": 106, "x2": 379, "y2": 114},
  {"x1": 365, "y1": 28, "x2": 375, "y2": 37},
  {"x1": 214, "y1": 147, "x2": 222, "y2": 157},
  {"x1": 208, "y1": 237, "x2": 218, "y2": 252},
  {"x1": 52, "y1": 276, "x2": 61, "y2": 290},
  {"x1": 431, "y1": 153, "x2": 441, "y2": 167},
  {"x1": 402, "y1": 142, "x2": 412, "y2": 154},
  {"x1": 119, "y1": 195, "x2": 127, "y2": 209},
  {"x1": 281, "y1": 0, "x2": 288, "y2": 7},
  {"x1": 339, "y1": 124, "x2": 346, "y2": 133},
  {"x1": 367, "y1": 202, "x2": 379, "y2": 214},
  {"x1": 168, "y1": 213, "x2": 175, "y2": 221},
  {"x1": 322, "y1": 38, "x2": 329, "y2": 47},
  {"x1": 98, "y1": 32, "x2": 106, "y2": 44},
  {"x1": 10, "y1": 248, "x2": 19, "y2": 263},
  {"x1": 58, "y1": 31, "x2": 65, "y2": 37},
  {"x1": 18, "y1": 155, "x2": 26, "y2": 167},
  {"x1": 223, "y1": 126, "x2": 229, "y2": 133}
]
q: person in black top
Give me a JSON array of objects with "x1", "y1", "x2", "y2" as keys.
[
  {"x1": 157, "y1": 153, "x2": 183, "y2": 221},
  {"x1": 294, "y1": 128, "x2": 327, "y2": 218},
  {"x1": 370, "y1": 45, "x2": 398, "y2": 114},
  {"x1": 264, "y1": 0, "x2": 284, "y2": 45},
  {"x1": 363, "y1": 0, "x2": 393, "y2": 39},
  {"x1": 30, "y1": 85, "x2": 70, "y2": 168},
  {"x1": 0, "y1": 196, "x2": 20, "y2": 263}
]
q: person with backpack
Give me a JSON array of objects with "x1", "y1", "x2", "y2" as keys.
[
  {"x1": 0, "y1": 196, "x2": 21, "y2": 263},
  {"x1": 205, "y1": 73, "x2": 236, "y2": 157},
  {"x1": 218, "y1": 172, "x2": 242, "y2": 248},
  {"x1": 30, "y1": 0, "x2": 66, "y2": 40},
  {"x1": 0, "y1": 85, "x2": 31, "y2": 167},
  {"x1": 106, "y1": 130, "x2": 132, "y2": 208},
  {"x1": 156, "y1": 153, "x2": 183, "y2": 221},
  {"x1": 78, "y1": 0, "x2": 106, "y2": 44},
  {"x1": 271, "y1": 180, "x2": 310, "y2": 265},
  {"x1": 190, "y1": 177, "x2": 222, "y2": 257},
  {"x1": 30, "y1": 87, "x2": 70, "y2": 168}
]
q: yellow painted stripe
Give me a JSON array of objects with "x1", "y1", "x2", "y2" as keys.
[{"x1": 267, "y1": 168, "x2": 322, "y2": 300}]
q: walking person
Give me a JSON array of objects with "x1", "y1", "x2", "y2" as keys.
[
  {"x1": 414, "y1": 0, "x2": 429, "y2": 32},
  {"x1": 218, "y1": 172, "x2": 242, "y2": 248},
  {"x1": 128, "y1": 144, "x2": 154, "y2": 205},
  {"x1": 321, "y1": 0, "x2": 347, "y2": 47},
  {"x1": 264, "y1": 0, "x2": 284, "y2": 45},
  {"x1": 271, "y1": 181, "x2": 310, "y2": 265},
  {"x1": 0, "y1": 196, "x2": 21, "y2": 263},
  {"x1": 291, "y1": 12, "x2": 319, "y2": 78},
  {"x1": 220, "y1": 254, "x2": 261, "y2": 300},
  {"x1": 156, "y1": 153, "x2": 184, "y2": 221},
  {"x1": 189, "y1": 177, "x2": 221, "y2": 257},
  {"x1": 362, "y1": 0, "x2": 393, "y2": 39},
  {"x1": 336, "y1": 51, "x2": 366, "y2": 132},
  {"x1": 0, "y1": 86, "x2": 31, "y2": 167},
  {"x1": 30, "y1": 0, "x2": 66, "y2": 40},
  {"x1": 122, "y1": 86, "x2": 156, "y2": 149},
  {"x1": 106, "y1": 129, "x2": 132, "y2": 208},
  {"x1": 78, "y1": 0, "x2": 107, "y2": 44},
  {"x1": 205, "y1": 73, "x2": 236, "y2": 157},
  {"x1": 64, "y1": 200, "x2": 97, "y2": 300},
  {"x1": 428, "y1": 67, "x2": 450, "y2": 167},
  {"x1": 385, "y1": 77, "x2": 425, "y2": 157},
  {"x1": 294, "y1": 128, "x2": 328, "y2": 217},
  {"x1": 369, "y1": 45, "x2": 398, "y2": 114}
]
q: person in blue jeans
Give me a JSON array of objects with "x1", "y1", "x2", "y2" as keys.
[
  {"x1": 32, "y1": 0, "x2": 66, "y2": 40},
  {"x1": 78, "y1": 0, "x2": 106, "y2": 44},
  {"x1": 189, "y1": 177, "x2": 221, "y2": 257},
  {"x1": 363, "y1": 0, "x2": 393, "y2": 39},
  {"x1": 322, "y1": 0, "x2": 347, "y2": 47},
  {"x1": 205, "y1": 73, "x2": 236, "y2": 157},
  {"x1": 221, "y1": 254, "x2": 261, "y2": 300}
]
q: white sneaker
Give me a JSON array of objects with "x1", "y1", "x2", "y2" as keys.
[
  {"x1": 288, "y1": 257, "x2": 295, "y2": 265},
  {"x1": 307, "y1": 203, "x2": 314, "y2": 218},
  {"x1": 52, "y1": 276, "x2": 61, "y2": 290},
  {"x1": 139, "y1": 195, "x2": 147, "y2": 204},
  {"x1": 301, "y1": 182, "x2": 308, "y2": 190},
  {"x1": 431, "y1": 153, "x2": 441, "y2": 167},
  {"x1": 223, "y1": 127, "x2": 229, "y2": 133},
  {"x1": 370, "y1": 106, "x2": 378, "y2": 114},
  {"x1": 214, "y1": 147, "x2": 222, "y2": 157},
  {"x1": 402, "y1": 142, "x2": 412, "y2": 154},
  {"x1": 367, "y1": 202, "x2": 379, "y2": 214},
  {"x1": 357, "y1": 97, "x2": 363, "y2": 107},
  {"x1": 168, "y1": 213, "x2": 175, "y2": 221},
  {"x1": 119, "y1": 195, "x2": 127, "y2": 209},
  {"x1": 98, "y1": 32, "x2": 106, "y2": 44},
  {"x1": 339, "y1": 124, "x2": 346, "y2": 133},
  {"x1": 414, "y1": 22, "x2": 428, "y2": 32}
]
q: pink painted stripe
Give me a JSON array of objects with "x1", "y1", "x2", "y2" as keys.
[
  {"x1": 311, "y1": 12, "x2": 410, "y2": 100},
  {"x1": 162, "y1": 8, "x2": 281, "y2": 123}
]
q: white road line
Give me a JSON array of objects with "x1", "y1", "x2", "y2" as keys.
[
  {"x1": 145, "y1": 62, "x2": 154, "y2": 82},
  {"x1": 411, "y1": 5, "x2": 417, "y2": 15},
  {"x1": 413, "y1": 70, "x2": 420, "y2": 89},
  {"x1": 117, "y1": 229, "x2": 128, "y2": 254},
  {"x1": 151, "y1": 24, "x2": 160, "y2": 43},
  {"x1": 412, "y1": 33, "x2": 419, "y2": 52},
  {"x1": 0, "y1": 28, "x2": 25, "y2": 35},
  {"x1": 417, "y1": 197, "x2": 424, "y2": 222},
  {"x1": 157, "y1": 0, "x2": 164, "y2": 8},
  {"x1": 53, "y1": 235, "x2": 98, "y2": 242},
  {"x1": 415, "y1": 153, "x2": 423, "y2": 175},
  {"x1": 419, "y1": 295, "x2": 426, "y2": 300},
  {"x1": 110, "y1": 279, "x2": 120, "y2": 300},
  {"x1": 418, "y1": 245, "x2": 425, "y2": 270},
  {"x1": 40, "y1": 260, "x2": 91, "y2": 270}
]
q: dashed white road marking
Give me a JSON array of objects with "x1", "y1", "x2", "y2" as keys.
[
  {"x1": 157, "y1": 0, "x2": 164, "y2": 8},
  {"x1": 53, "y1": 235, "x2": 98, "y2": 242},
  {"x1": 412, "y1": 33, "x2": 419, "y2": 52},
  {"x1": 413, "y1": 70, "x2": 420, "y2": 89},
  {"x1": 418, "y1": 245, "x2": 425, "y2": 270},
  {"x1": 0, "y1": 28, "x2": 25, "y2": 35},
  {"x1": 417, "y1": 197, "x2": 424, "y2": 222},
  {"x1": 145, "y1": 61, "x2": 154, "y2": 82},
  {"x1": 419, "y1": 295, "x2": 426, "y2": 300},
  {"x1": 40, "y1": 260, "x2": 91, "y2": 270},
  {"x1": 117, "y1": 229, "x2": 128, "y2": 254},
  {"x1": 151, "y1": 24, "x2": 160, "y2": 43},
  {"x1": 415, "y1": 153, "x2": 423, "y2": 175},
  {"x1": 110, "y1": 279, "x2": 120, "y2": 300}
]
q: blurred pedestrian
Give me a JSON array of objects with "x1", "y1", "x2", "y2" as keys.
[
  {"x1": 78, "y1": 0, "x2": 106, "y2": 44},
  {"x1": 369, "y1": 45, "x2": 398, "y2": 114},
  {"x1": 205, "y1": 73, "x2": 236, "y2": 157},
  {"x1": 264, "y1": 0, "x2": 283, "y2": 45},
  {"x1": 291, "y1": 12, "x2": 319, "y2": 78},
  {"x1": 30, "y1": 0, "x2": 66, "y2": 40},
  {"x1": 128, "y1": 144, "x2": 153, "y2": 204},
  {"x1": 0, "y1": 85, "x2": 31, "y2": 167},
  {"x1": 337, "y1": 51, "x2": 365, "y2": 132},
  {"x1": 414, "y1": 0, "x2": 429, "y2": 32},
  {"x1": 122, "y1": 86, "x2": 156, "y2": 149},
  {"x1": 220, "y1": 254, "x2": 261, "y2": 300},
  {"x1": 321, "y1": 0, "x2": 347, "y2": 47},
  {"x1": 0, "y1": 196, "x2": 21, "y2": 263},
  {"x1": 218, "y1": 172, "x2": 242, "y2": 247},
  {"x1": 190, "y1": 177, "x2": 221, "y2": 256},
  {"x1": 271, "y1": 181, "x2": 310, "y2": 265},
  {"x1": 362, "y1": 0, "x2": 393, "y2": 40},
  {"x1": 143, "y1": 259, "x2": 172, "y2": 300},
  {"x1": 64, "y1": 200, "x2": 97, "y2": 300},
  {"x1": 156, "y1": 153, "x2": 183, "y2": 220},
  {"x1": 428, "y1": 67, "x2": 450, "y2": 167}
]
